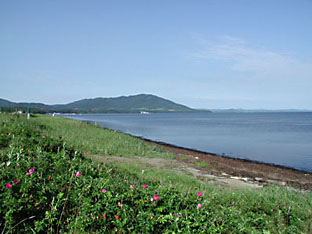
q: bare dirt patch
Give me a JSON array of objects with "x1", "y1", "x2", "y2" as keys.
[{"x1": 88, "y1": 154, "x2": 264, "y2": 190}]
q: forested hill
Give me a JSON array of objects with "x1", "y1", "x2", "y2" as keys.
[{"x1": 0, "y1": 94, "x2": 196, "y2": 113}]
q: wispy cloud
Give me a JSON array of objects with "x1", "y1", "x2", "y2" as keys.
[{"x1": 190, "y1": 35, "x2": 312, "y2": 80}]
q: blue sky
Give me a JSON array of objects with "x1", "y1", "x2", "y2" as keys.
[{"x1": 1, "y1": 0, "x2": 312, "y2": 109}]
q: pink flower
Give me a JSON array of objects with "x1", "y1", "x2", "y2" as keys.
[
  {"x1": 143, "y1": 184, "x2": 147, "y2": 188},
  {"x1": 26, "y1": 168, "x2": 35, "y2": 175},
  {"x1": 198, "y1": 203, "x2": 202, "y2": 208},
  {"x1": 153, "y1": 195, "x2": 159, "y2": 200},
  {"x1": 129, "y1": 185, "x2": 134, "y2": 189},
  {"x1": 197, "y1": 192, "x2": 202, "y2": 197},
  {"x1": 76, "y1": 171, "x2": 81, "y2": 177},
  {"x1": 264, "y1": 213, "x2": 267, "y2": 217},
  {"x1": 102, "y1": 189, "x2": 107, "y2": 193},
  {"x1": 6, "y1": 183, "x2": 12, "y2": 188},
  {"x1": 13, "y1": 179, "x2": 18, "y2": 184},
  {"x1": 174, "y1": 213, "x2": 182, "y2": 218}
]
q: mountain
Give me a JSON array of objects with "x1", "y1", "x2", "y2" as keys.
[
  {"x1": 0, "y1": 99, "x2": 15, "y2": 107},
  {"x1": 0, "y1": 94, "x2": 195, "y2": 113},
  {"x1": 0, "y1": 98, "x2": 51, "y2": 110}
]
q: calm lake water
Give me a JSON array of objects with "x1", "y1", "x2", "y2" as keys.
[{"x1": 63, "y1": 112, "x2": 312, "y2": 172}]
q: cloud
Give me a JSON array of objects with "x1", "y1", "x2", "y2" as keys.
[{"x1": 190, "y1": 36, "x2": 312, "y2": 80}]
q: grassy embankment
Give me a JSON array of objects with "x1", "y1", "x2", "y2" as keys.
[
  {"x1": 29, "y1": 115, "x2": 200, "y2": 190},
  {"x1": 0, "y1": 114, "x2": 311, "y2": 233}
]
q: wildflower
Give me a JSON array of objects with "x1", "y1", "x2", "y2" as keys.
[
  {"x1": 264, "y1": 213, "x2": 267, "y2": 217},
  {"x1": 153, "y1": 195, "x2": 159, "y2": 201},
  {"x1": 13, "y1": 179, "x2": 18, "y2": 184},
  {"x1": 129, "y1": 184, "x2": 134, "y2": 189},
  {"x1": 76, "y1": 171, "x2": 81, "y2": 177},
  {"x1": 115, "y1": 215, "x2": 119, "y2": 219},
  {"x1": 143, "y1": 184, "x2": 147, "y2": 188},
  {"x1": 6, "y1": 183, "x2": 12, "y2": 188},
  {"x1": 197, "y1": 192, "x2": 202, "y2": 197},
  {"x1": 118, "y1": 202, "x2": 123, "y2": 208},
  {"x1": 102, "y1": 189, "x2": 107, "y2": 193},
  {"x1": 48, "y1": 176, "x2": 51, "y2": 180},
  {"x1": 174, "y1": 213, "x2": 182, "y2": 218},
  {"x1": 198, "y1": 203, "x2": 202, "y2": 208},
  {"x1": 103, "y1": 214, "x2": 107, "y2": 219},
  {"x1": 26, "y1": 168, "x2": 35, "y2": 175}
]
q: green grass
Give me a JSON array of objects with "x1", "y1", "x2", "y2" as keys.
[
  {"x1": 29, "y1": 114, "x2": 175, "y2": 159},
  {"x1": 1, "y1": 113, "x2": 312, "y2": 233},
  {"x1": 89, "y1": 156, "x2": 208, "y2": 193},
  {"x1": 179, "y1": 155, "x2": 189, "y2": 160},
  {"x1": 195, "y1": 161, "x2": 210, "y2": 168},
  {"x1": 30, "y1": 115, "x2": 213, "y2": 192}
]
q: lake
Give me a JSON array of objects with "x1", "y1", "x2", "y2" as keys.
[{"x1": 62, "y1": 112, "x2": 312, "y2": 172}]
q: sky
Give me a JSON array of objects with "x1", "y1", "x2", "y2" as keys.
[{"x1": 1, "y1": 0, "x2": 312, "y2": 109}]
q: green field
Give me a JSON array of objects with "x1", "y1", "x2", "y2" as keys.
[{"x1": 1, "y1": 114, "x2": 311, "y2": 233}]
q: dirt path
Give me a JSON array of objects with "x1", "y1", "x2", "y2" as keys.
[{"x1": 89, "y1": 154, "x2": 268, "y2": 190}]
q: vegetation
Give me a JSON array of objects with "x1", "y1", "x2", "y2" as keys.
[
  {"x1": 29, "y1": 114, "x2": 175, "y2": 159},
  {"x1": 196, "y1": 162, "x2": 210, "y2": 168},
  {"x1": 0, "y1": 94, "x2": 196, "y2": 113},
  {"x1": 1, "y1": 114, "x2": 311, "y2": 233}
]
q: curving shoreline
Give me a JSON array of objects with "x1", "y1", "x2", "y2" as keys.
[
  {"x1": 78, "y1": 119, "x2": 312, "y2": 190},
  {"x1": 142, "y1": 137, "x2": 312, "y2": 174},
  {"x1": 70, "y1": 112, "x2": 312, "y2": 173},
  {"x1": 144, "y1": 138, "x2": 312, "y2": 190},
  {"x1": 94, "y1": 123, "x2": 312, "y2": 190}
]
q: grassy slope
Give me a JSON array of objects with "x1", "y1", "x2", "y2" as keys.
[
  {"x1": 30, "y1": 115, "x2": 175, "y2": 158},
  {"x1": 30, "y1": 115, "x2": 206, "y2": 191},
  {"x1": 1, "y1": 114, "x2": 312, "y2": 233}
]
